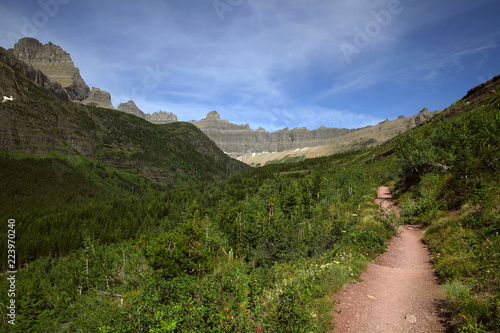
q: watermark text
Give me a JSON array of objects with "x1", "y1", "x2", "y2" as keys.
[{"x1": 6, "y1": 219, "x2": 17, "y2": 326}]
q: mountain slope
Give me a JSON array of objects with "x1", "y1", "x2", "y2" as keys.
[
  {"x1": 0, "y1": 46, "x2": 249, "y2": 187},
  {"x1": 389, "y1": 75, "x2": 500, "y2": 331}
]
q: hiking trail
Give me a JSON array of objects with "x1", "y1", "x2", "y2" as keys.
[{"x1": 331, "y1": 186, "x2": 447, "y2": 332}]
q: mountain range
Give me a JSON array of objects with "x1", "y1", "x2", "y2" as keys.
[
  {"x1": 0, "y1": 43, "x2": 248, "y2": 187},
  {"x1": 6, "y1": 37, "x2": 441, "y2": 166}
]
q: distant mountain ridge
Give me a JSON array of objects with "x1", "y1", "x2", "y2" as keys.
[
  {"x1": 117, "y1": 100, "x2": 178, "y2": 124},
  {"x1": 8, "y1": 37, "x2": 441, "y2": 166},
  {"x1": 189, "y1": 108, "x2": 440, "y2": 165},
  {"x1": 114, "y1": 102, "x2": 440, "y2": 166}
]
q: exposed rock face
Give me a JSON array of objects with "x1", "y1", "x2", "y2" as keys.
[
  {"x1": 413, "y1": 108, "x2": 430, "y2": 126},
  {"x1": 117, "y1": 100, "x2": 177, "y2": 123},
  {"x1": 5, "y1": 37, "x2": 444, "y2": 167},
  {"x1": 112, "y1": 106, "x2": 439, "y2": 165},
  {"x1": 462, "y1": 74, "x2": 500, "y2": 101},
  {"x1": 82, "y1": 87, "x2": 114, "y2": 109},
  {"x1": 204, "y1": 109, "x2": 440, "y2": 166},
  {"x1": 117, "y1": 100, "x2": 146, "y2": 118},
  {"x1": 0, "y1": 46, "x2": 69, "y2": 101},
  {"x1": 147, "y1": 111, "x2": 178, "y2": 124},
  {"x1": 190, "y1": 111, "x2": 354, "y2": 154},
  {"x1": 11, "y1": 38, "x2": 90, "y2": 101}
]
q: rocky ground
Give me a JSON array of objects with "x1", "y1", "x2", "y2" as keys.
[{"x1": 331, "y1": 187, "x2": 448, "y2": 332}]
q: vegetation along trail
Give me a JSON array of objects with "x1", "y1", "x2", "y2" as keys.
[{"x1": 331, "y1": 186, "x2": 447, "y2": 332}]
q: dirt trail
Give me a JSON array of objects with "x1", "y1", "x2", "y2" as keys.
[{"x1": 331, "y1": 186, "x2": 447, "y2": 332}]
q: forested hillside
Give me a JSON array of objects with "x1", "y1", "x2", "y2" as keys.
[
  {"x1": 1, "y1": 141, "x2": 401, "y2": 332},
  {"x1": 0, "y1": 52, "x2": 499, "y2": 331}
]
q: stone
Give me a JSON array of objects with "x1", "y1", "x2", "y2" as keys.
[
  {"x1": 117, "y1": 100, "x2": 146, "y2": 118},
  {"x1": 117, "y1": 100, "x2": 178, "y2": 124},
  {"x1": 206, "y1": 110, "x2": 221, "y2": 119},
  {"x1": 11, "y1": 38, "x2": 90, "y2": 101},
  {"x1": 405, "y1": 314, "x2": 417, "y2": 324},
  {"x1": 82, "y1": 87, "x2": 114, "y2": 109},
  {"x1": 146, "y1": 111, "x2": 178, "y2": 124},
  {"x1": 413, "y1": 108, "x2": 430, "y2": 126},
  {"x1": 189, "y1": 111, "x2": 353, "y2": 155},
  {"x1": 0, "y1": 45, "x2": 70, "y2": 101}
]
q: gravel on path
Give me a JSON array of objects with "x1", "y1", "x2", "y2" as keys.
[{"x1": 331, "y1": 186, "x2": 447, "y2": 332}]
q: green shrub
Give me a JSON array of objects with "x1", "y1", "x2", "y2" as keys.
[{"x1": 148, "y1": 222, "x2": 212, "y2": 278}]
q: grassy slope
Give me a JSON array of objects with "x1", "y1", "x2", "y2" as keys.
[{"x1": 393, "y1": 76, "x2": 500, "y2": 332}]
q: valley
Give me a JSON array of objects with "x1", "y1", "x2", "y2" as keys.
[{"x1": 0, "y1": 36, "x2": 499, "y2": 332}]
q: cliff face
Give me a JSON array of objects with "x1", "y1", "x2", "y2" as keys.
[
  {"x1": 111, "y1": 104, "x2": 439, "y2": 166},
  {"x1": 117, "y1": 100, "x2": 146, "y2": 118},
  {"x1": 117, "y1": 100, "x2": 178, "y2": 124},
  {"x1": 0, "y1": 46, "x2": 69, "y2": 101},
  {"x1": 147, "y1": 111, "x2": 178, "y2": 124},
  {"x1": 186, "y1": 108, "x2": 440, "y2": 166},
  {"x1": 0, "y1": 51, "x2": 249, "y2": 186},
  {"x1": 11, "y1": 37, "x2": 90, "y2": 101},
  {"x1": 81, "y1": 87, "x2": 114, "y2": 109},
  {"x1": 190, "y1": 111, "x2": 354, "y2": 153},
  {"x1": 234, "y1": 108, "x2": 440, "y2": 165}
]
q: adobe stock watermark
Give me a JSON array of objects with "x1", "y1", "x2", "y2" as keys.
[
  {"x1": 130, "y1": 65, "x2": 169, "y2": 101},
  {"x1": 478, "y1": 73, "x2": 494, "y2": 85},
  {"x1": 340, "y1": 0, "x2": 410, "y2": 63},
  {"x1": 213, "y1": 0, "x2": 245, "y2": 21},
  {"x1": 6, "y1": 219, "x2": 17, "y2": 326},
  {"x1": 6, "y1": 0, "x2": 72, "y2": 45},
  {"x1": 477, "y1": 73, "x2": 496, "y2": 94}
]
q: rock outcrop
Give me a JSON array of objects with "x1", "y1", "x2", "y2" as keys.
[
  {"x1": 202, "y1": 109, "x2": 440, "y2": 166},
  {"x1": 111, "y1": 105, "x2": 439, "y2": 166},
  {"x1": 147, "y1": 111, "x2": 178, "y2": 124},
  {"x1": 117, "y1": 100, "x2": 177, "y2": 124},
  {"x1": 7, "y1": 37, "x2": 441, "y2": 166},
  {"x1": 0, "y1": 46, "x2": 70, "y2": 101},
  {"x1": 11, "y1": 37, "x2": 90, "y2": 101},
  {"x1": 82, "y1": 87, "x2": 114, "y2": 109},
  {"x1": 190, "y1": 111, "x2": 354, "y2": 154},
  {"x1": 117, "y1": 100, "x2": 146, "y2": 118}
]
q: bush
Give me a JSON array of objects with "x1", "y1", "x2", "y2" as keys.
[{"x1": 148, "y1": 221, "x2": 212, "y2": 278}]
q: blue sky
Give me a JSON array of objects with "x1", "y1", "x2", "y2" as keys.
[{"x1": 1, "y1": 0, "x2": 499, "y2": 131}]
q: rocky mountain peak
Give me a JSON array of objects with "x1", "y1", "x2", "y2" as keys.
[
  {"x1": 82, "y1": 87, "x2": 114, "y2": 109},
  {"x1": 147, "y1": 111, "x2": 178, "y2": 124},
  {"x1": 116, "y1": 100, "x2": 177, "y2": 124},
  {"x1": 206, "y1": 110, "x2": 221, "y2": 120},
  {"x1": 11, "y1": 37, "x2": 90, "y2": 101},
  {"x1": 0, "y1": 45, "x2": 70, "y2": 101},
  {"x1": 117, "y1": 100, "x2": 145, "y2": 118}
]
